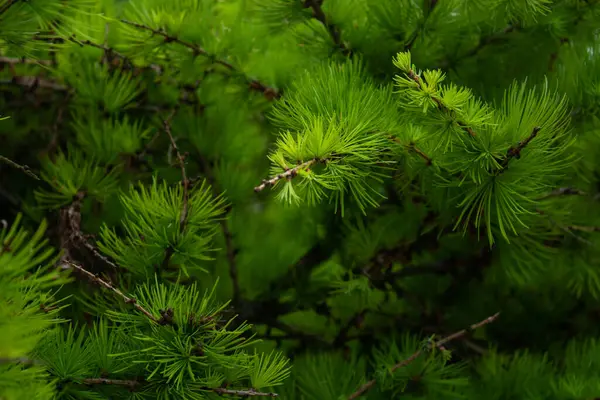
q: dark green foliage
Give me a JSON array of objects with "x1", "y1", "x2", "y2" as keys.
[{"x1": 1, "y1": 0, "x2": 600, "y2": 399}]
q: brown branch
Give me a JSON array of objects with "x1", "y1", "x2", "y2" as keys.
[
  {"x1": 404, "y1": 0, "x2": 439, "y2": 51},
  {"x1": 0, "y1": 155, "x2": 40, "y2": 180},
  {"x1": 119, "y1": 19, "x2": 280, "y2": 99},
  {"x1": 191, "y1": 145, "x2": 241, "y2": 305},
  {"x1": 0, "y1": 56, "x2": 52, "y2": 66},
  {"x1": 82, "y1": 378, "x2": 140, "y2": 388},
  {"x1": 347, "y1": 312, "x2": 500, "y2": 400},
  {"x1": 303, "y1": 0, "x2": 347, "y2": 53},
  {"x1": 1, "y1": 76, "x2": 68, "y2": 91},
  {"x1": 0, "y1": 0, "x2": 20, "y2": 16},
  {"x1": 537, "y1": 187, "x2": 587, "y2": 200},
  {"x1": 212, "y1": 387, "x2": 278, "y2": 397},
  {"x1": 388, "y1": 135, "x2": 433, "y2": 166},
  {"x1": 439, "y1": 24, "x2": 517, "y2": 71},
  {"x1": 406, "y1": 69, "x2": 476, "y2": 137},
  {"x1": 497, "y1": 126, "x2": 540, "y2": 173},
  {"x1": 61, "y1": 259, "x2": 159, "y2": 323},
  {"x1": 60, "y1": 194, "x2": 120, "y2": 270},
  {"x1": 254, "y1": 159, "x2": 319, "y2": 192},
  {"x1": 80, "y1": 377, "x2": 277, "y2": 397},
  {"x1": 162, "y1": 109, "x2": 189, "y2": 231}
]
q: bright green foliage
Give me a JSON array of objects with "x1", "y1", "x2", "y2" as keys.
[{"x1": 1, "y1": 0, "x2": 600, "y2": 399}]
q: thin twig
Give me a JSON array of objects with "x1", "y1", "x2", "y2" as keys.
[
  {"x1": 162, "y1": 109, "x2": 188, "y2": 231},
  {"x1": 405, "y1": 69, "x2": 476, "y2": 137},
  {"x1": 347, "y1": 312, "x2": 500, "y2": 400},
  {"x1": 254, "y1": 159, "x2": 319, "y2": 192},
  {"x1": 0, "y1": 56, "x2": 52, "y2": 66},
  {"x1": 61, "y1": 259, "x2": 159, "y2": 323},
  {"x1": 212, "y1": 387, "x2": 278, "y2": 397},
  {"x1": 303, "y1": 0, "x2": 347, "y2": 53},
  {"x1": 63, "y1": 196, "x2": 120, "y2": 270},
  {"x1": 537, "y1": 187, "x2": 587, "y2": 200},
  {"x1": 119, "y1": 19, "x2": 280, "y2": 98},
  {"x1": 404, "y1": 0, "x2": 439, "y2": 51},
  {"x1": 0, "y1": 0, "x2": 20, "y2": 16},
  {"x1": 0, "y1": 155, "x2": 40, "y2": 180},
  {"x1": 82, "y1": 378, "x2": 140, "y2": 388},
  {"x1": 1, "y1": 76, "x2": 68, "y2": 91},
  {"x1": 496, "y1": 126, "x2": 540, "y2": 173}
]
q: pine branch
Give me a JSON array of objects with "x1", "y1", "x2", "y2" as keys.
[
  {"x1": 70, "y1": 37, "x2": 163, "y2": 74},
  {"x1": 302, "y1": 0, "x2": 348, "y2": 54},
  {"x1": 82, "y1": 378, "x2": 140, "y2": 388},
  {"x1": 347, "y1": 312, "x2": 500, "y2": 400},
  {"x1": 1, "y1": 76, "x2": 68, "y2": 92},
  {"x1": 212, "y1": 387, "x2": 278, "y2": 397},
  {"x1": 0, "y1": 56, "x2": 53, "y2": 66},
  {"x1": 333, "y1": 310, "x2": 366, "y2": 347},
  {"x1": 61, "y1": 259, "x2": 160, "y2": 323},
  {"x1": 388, "y1": 135, "x2": 433, "y2": 166},
  {"x1": 405, "y1": 69, "x2": 476, "y2": 137},
  {"x1": 439, "y1": 24, "x2": 517, "y2": 70},
  {"x1": 163, "y1": 109, "x2": 189, "y2": 232},
  {"x1": 537, "y1": 187, "x2": 587, "y2": 200},
  {"x1": 62, "y1": 194, "x2": 120, "y2": 270},
  {"x1": 0, "y1": 0, "x2": 20, "y2": 16},
  {"x1": 404, "y1": 0, "x2": 439, "y2": 51},
  {"x1": 119, "y1": 19, "x2": 281, "y2": 99},
  {"x1": 0, "y1": 155, "x2": 40, "y2": 180},
  {"x1": 192, "y1": 149, "x2": 241, "y2": 306},
  {"x1": 0, "y1": 357, "x2": 40, "y2": 366},
  {"x1": 496, "y1": 126, "x2": 540, "y2": 173},
  {"x1": 80, "y1": 376, "x2": 278, "y2": 397},
  {"x1": 254, "y1": 158, "x2": 319, "y2": 192}
]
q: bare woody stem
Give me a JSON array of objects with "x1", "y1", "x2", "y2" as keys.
[
  {"x1": 303, "y1": 0, "x2": 347, "y2": 53},
  {"x1": 212, "y1": 387, "x2": 278, "y2": 397},
  {"x1": 80, "y1": 377, "x2": 278, "y2": 397},
  {"x1": 82, "y1": 378, "x2": 140, "y2": 388},
  {"x1": 62, "y1": 260, "x2": 159, "y2": 323},
  {"x1": 0, "y1": 155, "x2": 40, "y2": 180},
  {"x1": 347, "y1": 312, "x2": 500, "y2": 400},
  {"x1": 0, "y1": 0, "x2": 20, "y2": 16},
  {"x1": 119, "y1": 19, "x2": 280, "y2": 98},
  {"x1": 254, "y1": 159, "x2": 319, "y2": 192},
  {"x1": 406, "y1": 70, "x2": 476, "y2": 137},
  {"x1": 0, "y1": 57, "x2": 53, "y2": 66},
  {"x1": 162, "y1": 109, "x2": 189, "y2": 232},
  {"x1": 497, "y1": 126, "x2": 540, "y2": 173},
  {"x1": 388, "y1": 135, "x2": 433, "y2": 166}
]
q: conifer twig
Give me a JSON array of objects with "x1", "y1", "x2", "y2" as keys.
[
  {"x1": 194, "y1": 152, "x2": 241, "y2": 305},
  {"x1": 303, "y1": 0, "x2": 347, "y2": 53},
  {"x1": 80, "y1": 377, "x2": 277, "y2": 397},
  {"x1": 0, "y1": 57, "x2": 53, "y2": 66},
  {"x1": 497, "y1": 126, "x2": 540, "y2": 172},
  {"x1": 439, "y1": 24, "x2": 517, "y2": 70},
  {"x1": 347, "y1": 312, "x2": 500, "y2": 400},
  {"x1": 61, "y1": 260, "x2": 160, "y2": 323},
  {"x1": 0, "y1": 0, "x2": 20, "y2": 16},
  {"x1": 254, "y1": 159, "x2": 319, "y2": 192},
  {"x1": 162, "y1": 109, "x2": 189, "y2": 231},
  {"x1": 405, "y1": 70, "x2": 476, "y2": 137},
  {"x1": 537, "y1": 187, "x2": 587, "y2": 200},
  {"x1": 212, "y1": 387, "x2": 278, "y2": 397},
  {"x1": 82, "y1": 378, "x2": 140, "y2": 388},
  {"x1": 404, "y1": 0, "x2": 439, "y2": 51},
  {"x1": 0, "y1": 155, "x2": 40, "y2": 180},
  {"x1": 119, "y1": 19, "x2": 280, "y2": 98},
  {"x1": 62, "y1": 194, "x2": 120, "y2": 270},
  {"x1": 1, "y1": 76, "x2": 68, "y2": 92}
]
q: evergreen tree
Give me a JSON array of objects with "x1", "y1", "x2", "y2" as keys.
[{"x1": 1, "y1": 0, "x2": 600, "y2": 398}]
